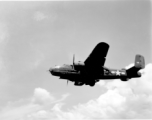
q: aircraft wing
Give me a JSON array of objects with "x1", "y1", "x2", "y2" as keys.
[{"x1": 84, "y1": 42, "x2": 109, "y2": 74}]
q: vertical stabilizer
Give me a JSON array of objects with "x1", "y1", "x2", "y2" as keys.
[
  {"x1": 126, "y1": 54, "x2": 145, "y2": 78},
  {"x1": 134, "y1": 54, "x2": 145, "y2": 69}
]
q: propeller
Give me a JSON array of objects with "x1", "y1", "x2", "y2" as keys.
[
  {"x1": 67, "y1": 80, "x2": 68, "y2": 85},
  {"x1": 73, "y1": 54, "x2": 75, "y2": 69}
]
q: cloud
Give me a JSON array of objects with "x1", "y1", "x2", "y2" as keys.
[
  {"x1": 0, "y1": 23, "x2": 8, "y2": 44},
  {"x1": 0, "y1": 88, "x2": 69, "y2": 120},
  {"x1": 33, "y1": 10, "x2": 57, "y2": 23},
  {"x1": 29, "y1": 43, "x2": 45, "y2": 69},
  {"x1": 27, "y1": 110, "x2": 50, "y2": 120},
  {"x1": 33, "y1": 11, "x2": 48, "y2": 21},
  {"x1": 1, "y1": 64, "x2": 152, "y2": 119},
  {"x1": 0, "y1": 20, "x2": 10, "y2": 100},
  {"x1": 32, "y1": 88, "x2": 55, "y2": 105},
  {"x1": 125, "y1": 63, "x2": 134, "y2": 69}
]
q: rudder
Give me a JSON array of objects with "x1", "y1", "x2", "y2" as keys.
[
  {"x1": 125, "y1": 54, "x2": 145, "y2": 78},
  {"x1": 134, "y1": 54, "x2": 145, "y2": 69}
]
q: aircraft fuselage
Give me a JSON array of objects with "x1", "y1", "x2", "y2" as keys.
[{"x1": 49, "y1": 64, "x2": 141, "y2": 84}]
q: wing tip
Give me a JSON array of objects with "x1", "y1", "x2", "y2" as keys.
[{"x1": 96, "y1": 42, "x2": 109, "y2": 48}]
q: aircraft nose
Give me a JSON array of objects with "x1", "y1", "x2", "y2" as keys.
[
  {"x1": 49, "y1": 67, "x2": 54, "y2": 74},
  {"x1": 49, "y1": 67, "x2": 58, "y2": 76}
]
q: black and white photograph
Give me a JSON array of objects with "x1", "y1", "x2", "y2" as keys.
[{"x1": 0, "y1": 0, "x2": 151, "y2": 119}]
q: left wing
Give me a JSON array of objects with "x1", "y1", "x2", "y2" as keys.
[
  {"x1": 84, "y1": 42, "x2": 109, "y2": 74},
  {"x1": 84, "y1": 42, "x2": 109, "y2": 67}
]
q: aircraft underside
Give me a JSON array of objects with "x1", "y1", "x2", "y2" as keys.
[{"x1": 59, "y1": 72, "x2": 130, "y2": 86}]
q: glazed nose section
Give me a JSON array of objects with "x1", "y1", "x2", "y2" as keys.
[
  {"x1": 49, "y1": 67, "x2": 59, "y2": 76},
  {"x1": 49, "y1": 67, "x2": 54, "y2": 74}
]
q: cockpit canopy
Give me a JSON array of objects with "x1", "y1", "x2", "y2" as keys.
[
  {"x1": 54, "y1": 64, "x2": 73, "y2": 69},
  {"x1": 54, "y1": 65, "x2": 61, "y2": 68},
  {"x1": 73, "y1": 61, "x2": 85, "y2": 70},
  {"x1": 74, "y1": 61, "x2": 85, "y2": 66}
]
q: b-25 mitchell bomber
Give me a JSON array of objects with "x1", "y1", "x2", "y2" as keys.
[{"x1": 49, "y1": 42, "x2": 145, "y2": 87}]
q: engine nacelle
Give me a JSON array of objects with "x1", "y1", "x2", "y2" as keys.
[
  {"x1": 121, "y1": 78, "x2": 129, "y2": 81},
  {"x1": 74, "y1": 61, "x2": 85, "y2": 70},
  {"x1": 74, "y1": 81, "x2": 84, "y2": 86}
]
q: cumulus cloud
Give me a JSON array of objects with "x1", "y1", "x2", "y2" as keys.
[
  {"x1": 32, "y1": 88, "x2": 55, "y2": 105},
  {"x1": 0, "y1": 88, "x2": 69, "y2": 120},
  {"x1": 1, "y1": 64, "x2": 152, "y2": 119},
  {"x1": 125, "y1": 63, "x2": 134, "y2": 69}
]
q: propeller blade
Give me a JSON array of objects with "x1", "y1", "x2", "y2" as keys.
[
  {"x1": 73, "y1": 54, "x2": 75, "y2": 64},
  {"x1": 73, "y1": 54, "x2": 75, "y2": 69},
  {"x1": 67, "y1": 80, "x2": 68, "y2": 85}
]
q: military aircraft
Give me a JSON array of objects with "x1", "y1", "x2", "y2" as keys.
[{"x1": 49, "y1": 42, "x2": 145, "y2": 87}]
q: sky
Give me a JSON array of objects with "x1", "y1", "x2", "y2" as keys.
[{"x1": 0, "y1": 1, "x2": 151, "y2": 119}]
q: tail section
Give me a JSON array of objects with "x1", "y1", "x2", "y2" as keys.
[
  {"x1": 126, "y1": 54, "x2": 145, "y2": 78},
  {"x1": 134, "y1": 54, "x2": 145, "y2": 69}
]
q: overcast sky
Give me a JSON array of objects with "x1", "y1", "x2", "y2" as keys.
[{"x1": 0, "y1": 1, "x2": 151, "y2": 119}]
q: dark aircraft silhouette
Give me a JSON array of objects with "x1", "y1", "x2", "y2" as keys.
[{"x1": 49, "y1": 42, "x2": 145, "y2": 87}]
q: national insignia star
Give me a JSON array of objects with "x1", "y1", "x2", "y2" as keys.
[{"x1": 116, "y1": 70, "x2": 121, "y2": 76}]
